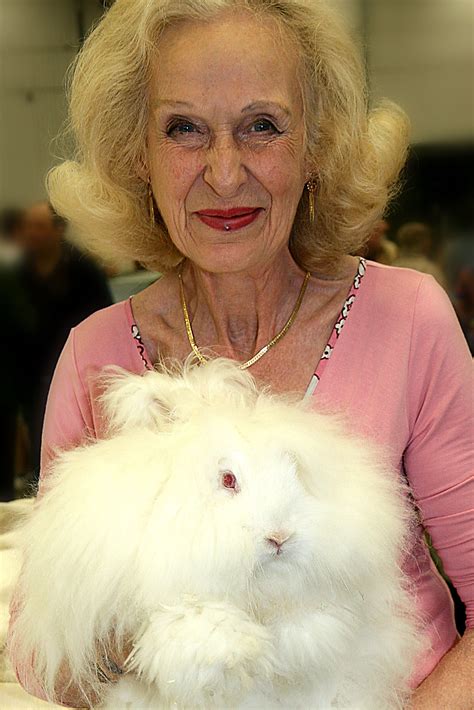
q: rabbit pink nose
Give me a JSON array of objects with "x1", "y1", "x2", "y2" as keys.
[{"x1": 266, "y1": 532, "x2": 292, "y2": 555}]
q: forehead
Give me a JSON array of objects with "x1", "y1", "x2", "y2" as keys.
[{"x1": 151, "y1": 11, "x2": 303, "y2": 114}]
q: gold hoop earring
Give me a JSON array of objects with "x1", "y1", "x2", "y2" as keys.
[
  {"x1": 306, "y1": 178, "x2": 317, "y2": 224},
  {"x1": 148, "y1": 181, "x2": 155, "y2": 228}
]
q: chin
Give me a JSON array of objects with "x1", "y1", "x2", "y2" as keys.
[{"x1": 185, "y1": 242, "x2": 283, "y2": 277}]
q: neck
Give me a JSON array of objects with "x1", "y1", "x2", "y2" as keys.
[{"x1": 180, "y1": 249, "x2": 308, "y2": 361}]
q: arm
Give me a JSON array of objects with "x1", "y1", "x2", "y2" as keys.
[
  {"x1": 403, "y1": 276, "x2": 473, "y2": 707},
  {"x1": 8, "y1": 330, "x2": 87, "y2": 706},
  {"x1": 7, "y1": 329, "x2": 127, "y2": 707},
  {"x1": 408, "y1": 630, "x2": 474, "y2": 709},
  {"x1": 38, "y1": 328, "x2": 94, "y2": 487}
]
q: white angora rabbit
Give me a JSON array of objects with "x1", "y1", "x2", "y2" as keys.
[{"x1": 11, "y1": 359, "x2": 424, "y2": 709}]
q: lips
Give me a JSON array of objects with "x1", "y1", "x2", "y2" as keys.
[{"x1": 195, "y1": 207, "x2": 263, "y2": 232}]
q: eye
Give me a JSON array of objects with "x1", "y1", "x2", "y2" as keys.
[
  {"x1": 166, "y1": 119, "x2": 198, "y2": 136},
  {"x1": 250, "y1": 118, "x2": 279, "y2": 134},
  {"x1": 221, "y1": 470, "x2": 239, "y2": 491}
]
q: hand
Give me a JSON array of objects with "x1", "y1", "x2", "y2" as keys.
[
  {"x1": 95, "y1": 634, "x2": 134, "y2": 683},
  {"x1": 50, "y1": 636, "x2": 133, "y2": 708},
  {"x1": 404, "y1": 633, "x2": 474, "y2": 710},
  {"x1": 129, "y1": 599, "x2": 275, "y2": 707}
]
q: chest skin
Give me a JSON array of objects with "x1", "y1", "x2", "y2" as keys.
[{"x1": 131, "y1": 257, "x2": 358, "y2": 397}]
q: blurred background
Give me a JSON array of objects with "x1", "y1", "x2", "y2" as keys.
[{"x1": 0, "y1": 0, "x2": 473, "y2": 501}]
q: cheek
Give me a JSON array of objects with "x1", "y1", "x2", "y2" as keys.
[
  {"x1": 153, "y1": 149, "x2": 201, "y2": 201},
  {"x1": 147, "y1": 126, "x2": 201, "y2": 206},
  {"x1": 248, "y1": 140, "x2": 306, "y2": 200}
]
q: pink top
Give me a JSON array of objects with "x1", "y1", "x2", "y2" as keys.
[{"x1": 9, "y1": 260, "x2": 474, "y2": 701}]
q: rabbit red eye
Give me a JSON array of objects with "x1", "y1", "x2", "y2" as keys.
[{"x1": 221, "y1": 471, "x2": 237, "y2": 489}]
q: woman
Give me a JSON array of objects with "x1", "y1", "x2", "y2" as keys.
[{"x1": 8, "y1": 0, "x2": 473, "y2": 707}]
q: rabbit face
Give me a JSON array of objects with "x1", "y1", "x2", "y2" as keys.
[
  {"x1": 134, "y1": 413, "x2": 322, "y2": 614},
  {"x1": 98, "y1": 361, "x2": 407, "y2": 621}
]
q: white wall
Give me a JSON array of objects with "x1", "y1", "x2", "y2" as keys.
[
  {"x1": 0, "y1": 0, "x2": 103, "y2": 208},
  {"x1": 367, "y1": 0, "x2": 473, "y2": 144},
  {"x1": 330, "y1": 0, "x2": 363, "y2": 33}
]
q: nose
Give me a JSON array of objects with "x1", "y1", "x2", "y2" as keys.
[
  {"x1": 266, "y1": 532, "x2": 292, "y2": 555},
  {"x1": 203, "y1": 133, "x2": 247, "y2": 197}
]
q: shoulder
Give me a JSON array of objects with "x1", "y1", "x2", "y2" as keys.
[
  {"x1": 71, "y1": 299, "x2": 148, "y2": 375},
  {"x1": 364, "y1": 259, "x2": 428, "y2": 298},
  {"x1": 39, "y1": 300, "x2": 147, "y2": 472},
  {"x1": 362, "y1": 260, "x2": 454, "y2": 326},
  {"x1": 340, "y1": 260, "x2": 469, "y2": 378},
  {"x1": 363, "y1": 261, "x2": 471, "y2": 401}
]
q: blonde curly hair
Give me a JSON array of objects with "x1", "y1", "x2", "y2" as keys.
[{"x1": 47, "y1": 0, "x2": 410, "y2": 273}]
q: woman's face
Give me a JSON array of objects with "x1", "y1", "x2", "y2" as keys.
[{"x1": 145, "y1": 11, "x2": 309, "y2": 274}]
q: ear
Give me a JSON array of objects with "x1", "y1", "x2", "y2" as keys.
[
  {"x1": 303, "y1": 155, "x2": 312, "y2": 183},
  {"x1": 98, "y1": 367, "x2": 182, "y2": 435},
  {"x1": 134, "y1": 147, "x2": 149, "y2": 183},
  {"x1": 136, "y1": 165, "x2": 148, "y2": 184},
  {"x1": 303, "y1": 154, "x2": 318, "y2": 185}
]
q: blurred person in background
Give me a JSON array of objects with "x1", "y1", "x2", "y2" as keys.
[
  {"x1": 0, "y1": 207, "x2": 24, "y2": 266},
  {"x1": 0, "y1": 208, "x2": 34, "y2": 499},
  {"x1": 15, "y1": 200, "x2": 113, "y2": 481},
  {"x1": 393, "y1": 222, "x2": 447, "y2": 288},
  {"x1": 442, "y1": 202, "x2": 474, "y2": 355},
  {"x1": 451, "y1": 266, "x2": 474, "y2": 355},
  {"x1": 362, "y1": 218, "x2": 398, "y2": 265}
]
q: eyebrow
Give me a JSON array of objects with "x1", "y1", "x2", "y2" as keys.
[
  {"x1": 153, "y1": 99, "x2": 291, "y2": 116},
  {"x1": 241, "y1": 101, "x2": 291, "y2": 117},
  {"x1": 153, "y1": 100, "x2": 193, "y2": 108}
]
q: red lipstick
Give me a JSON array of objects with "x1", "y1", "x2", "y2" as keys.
[{"x1": 195, "y1": 207, "x2": 263, "y2": 231}]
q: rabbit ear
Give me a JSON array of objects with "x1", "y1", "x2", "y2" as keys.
[
  {"x1": 98, "y1": 367, "x2": 181, "y2": 434},
  {"x1": 98, "y1": 358, "x2": 259, "y2": 435}
]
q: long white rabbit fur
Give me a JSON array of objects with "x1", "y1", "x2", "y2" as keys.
[{"x1": 10, "y1": 358, "x2": 425, "y2": 709}]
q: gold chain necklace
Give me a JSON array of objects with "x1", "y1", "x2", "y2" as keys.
[{"x1": 178, "y1": 267, "x2": 311, "y2": 370}]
